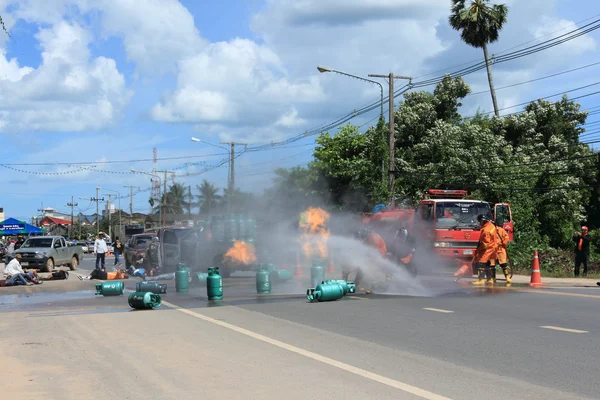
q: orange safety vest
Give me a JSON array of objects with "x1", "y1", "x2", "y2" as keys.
[{"x1": 474, "y1": 221, "x2": 498, "y2": 264}]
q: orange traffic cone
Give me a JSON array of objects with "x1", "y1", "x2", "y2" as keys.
[
  {"x1": 295, "y1": 254, "x2": 303, "y2": 277},
  {"x1": 453, "y1": 264, "x2": 472, "y2": 281},
  {"x1": 529, "y1": 251, "x2": 544, "y2": 287}
]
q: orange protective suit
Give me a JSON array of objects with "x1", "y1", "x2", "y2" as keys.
[{"x1": 474, "y1": 221, "x2": 498, "y2": 264}]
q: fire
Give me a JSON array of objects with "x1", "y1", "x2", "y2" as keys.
[
  {"x1": 224, "y1": 241, "x2": 256, "y2": 265},
  {"x1": 299, "y1": 207, "x2": 330, "y2": 259}
]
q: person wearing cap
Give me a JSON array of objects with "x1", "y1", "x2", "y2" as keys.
[
  {"x1": 93, "y1": 233, "x2": 108, "y2": 271},
  {"x1": 472, "y1": 214, "x2": 498, "y2": 285},
  {"x1": 573, "y1": 226, "x2": 591, "y2": 277}
]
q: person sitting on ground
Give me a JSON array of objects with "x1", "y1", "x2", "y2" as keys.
[{"x1": 4, "y1": 254, "x2": 42, "y2": 285}]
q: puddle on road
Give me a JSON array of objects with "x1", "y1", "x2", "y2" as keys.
[{"x1": 0, "y1": 290, "x2": 94, "y2": 307}]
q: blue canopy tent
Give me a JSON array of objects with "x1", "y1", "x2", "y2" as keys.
[{"x1": 0, "y1": 217, "x2": 45, "y2": 236}]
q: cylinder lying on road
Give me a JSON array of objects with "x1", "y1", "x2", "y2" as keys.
[
  {"x1": 136, "y1": 281, "x2": 167, "y2": 294},
  {"x1": 322, "y1": 280, "x2": 356, "y2": 295},
  {"x1": 306, "y1": 282, "x2": 345, "y2": 303},
  {"x1": 95, "y1": 281, "x2": 124, "y2": 296},
  {"x1": 128, "y1": 292, "x2": 162, "y2": 309}
]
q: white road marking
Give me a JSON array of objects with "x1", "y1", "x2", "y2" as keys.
[
  {"x1": 540, "y1": 326, "x2": 588, "y2": 334},
  {"x1": 422, "y1": 308, "x2": 454, "y2": 314},
  {"x1": 161, "y1": 300, "x2": 452, "y2": 400},
  {"x1": 347, "y1": 296, "x2": 368, "y2": 300}
]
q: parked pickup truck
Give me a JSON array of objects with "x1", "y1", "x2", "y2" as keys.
[
  {"x1": 124, "y1": 233, "x2": 155, "y2": 268},
  {"x1": 16, "y1": 236, "x2": 83, "y2": 272}
]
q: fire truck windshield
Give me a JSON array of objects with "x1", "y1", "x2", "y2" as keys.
[{"x1": 435, "y1": 201, "x2": 491, "y2": 229}]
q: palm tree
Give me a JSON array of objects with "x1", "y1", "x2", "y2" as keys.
[
  {"x1": 153, "y1": 183, "x2": 188, "y2": 215},
  {"x1": 449, "y1": 0, "x2": 508, "y2": 117},
  {"x1": 196, "y1": 180, "x2": 220, "y2": 216}
]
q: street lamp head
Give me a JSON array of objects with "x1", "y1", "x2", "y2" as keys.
[
  {"x1": 191, "y1": 137, "x2": 201, "y2": 142},
  {"x1": 317, "y1": 65, "x2": 333, "y2": 73},
  {"x1": 130, "y1": 169, "x2": 137, "y2": 173}
]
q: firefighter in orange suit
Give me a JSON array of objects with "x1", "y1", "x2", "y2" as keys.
[
  {"x1": 490, "y1": 224, "x2": 511, "y2": 283},
  {"x1": 472, "y1": 214, "x2": 498, "y2": 285}
]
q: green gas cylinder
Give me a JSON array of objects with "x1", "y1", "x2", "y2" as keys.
[
  {"x1": 128, "y1": 292, "x2": 162, "y2": 309},
  {"x1": 136, "y1": 281, "x2": 167, "y2": 294},
  {"x1": 322, "y1": 280, "x2": 356, "y2": 295},
  {"x1": 175, "y1": 263, "x2": 189, "y2": 293},
  {"x1": 256, "y1": 265, "x2": 271, "y2": 294},
  {"x1": 196, "y1": 272, "x2": 208, "y2": 286},
  {"x1": 95, "y1": 281, "x2": 124, "y2": 296},
  {"x1": 207, "y1": 267, "x2": 223, "y2": 300},
  {"x1": 310, "y1": 263, "x2": 325, "y2": 288},
  {"x1": 270, "y1": 269, "x2": 292, "y2": 283},
  {"x1": 306, "y1": 282, "x2": 344, "y2": 303}
]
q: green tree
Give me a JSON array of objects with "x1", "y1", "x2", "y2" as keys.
[
  {"x1": 312, "y1": 122, "x2": 387, "y2": 211},
  {"x1": 196, "y1": 180, "x2": 221, "y2": 215},
  {"x1": 449, "y1": 0, "x2": 508, "y2": 117},
  {"x1": 153, "y1": 183, "x2": 189, "y2": 215}
]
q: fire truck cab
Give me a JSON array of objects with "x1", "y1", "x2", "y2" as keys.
[
  {"x1": 412, "y1": 190, "x2": 513, "y2": 265},
  {"x1": 363, "y1": 190, "x2": 513, "y2": 269}
]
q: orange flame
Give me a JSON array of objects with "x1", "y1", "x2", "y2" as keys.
[
  {"x1": 299, "y1": 207, "x2": 330, "y2": 259},
  {"x1": 224, "y1": 241, "x2": 256, "y2": 265}
]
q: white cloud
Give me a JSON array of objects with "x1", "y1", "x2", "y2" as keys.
[
  {"x1": 150, "y1": 38, "x2": 324, "y2": 134},
  {"x1": 276, "y1": 107, "x2": 306, "y2": 128},
  {"x1": 0, "y1": 21, "x2": 130, "y2": 132}
]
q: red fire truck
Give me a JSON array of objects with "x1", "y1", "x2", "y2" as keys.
[{"x1": 364, "y1": 189, "x2": 513, "y2": 270}]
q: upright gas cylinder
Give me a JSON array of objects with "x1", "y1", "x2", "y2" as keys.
[
  {"x1": 95, "y1": 281, "x2": 124, "y2": 296},
  {"x1": 128, "y1": 292, "x2": 162, "y2": 309},
  {"x1": 256, "y1": 265, "x2": 271, "y2": 294},
  {"x1": 175, "y1": 262, "x2": 189, "y2": 293},
  {"x1": 207, "y1": 267, "x2": 223, "y2": 300},
  {"x1": 322, "y1": 280, "x2": 356, "y2": 295},
  {"x1": 306, "y1": 282, "x2": 344, "y2": 303},
  {"x1": 310, "y1": 261, "x2": 325, "y2": 288},
  {"x1": 136, "y1": 281, "x2": 167, "y2": 294}
]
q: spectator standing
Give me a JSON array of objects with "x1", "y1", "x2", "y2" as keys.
[
  {"x1": 94, "y1": 233, "x2": 108, "y2": 271},
  {"x1": 112, "y1": 237, "x2": 124, "y2": 267},
  {"x1": 573, "y1": 226, "x2": 591, "y2": 277}
]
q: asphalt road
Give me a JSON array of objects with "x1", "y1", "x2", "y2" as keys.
[{"x1": 1, "y1": 257, "x2": 599, "y2": 400}]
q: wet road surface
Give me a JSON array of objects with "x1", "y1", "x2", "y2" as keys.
[{"x1": 1, "y1": 258, "x2": 598, "y2": 399}]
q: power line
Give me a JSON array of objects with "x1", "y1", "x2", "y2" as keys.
[{"x1": 467, "y1": 60, "x2": 600, "y2": 96}]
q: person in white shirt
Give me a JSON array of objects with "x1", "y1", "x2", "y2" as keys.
[
  {"x1": 94, "y1": 233, "x2": 108, "y2": 270},
  {"x1": 4, "y1": 254, "x2": 39, "y2": 285}
]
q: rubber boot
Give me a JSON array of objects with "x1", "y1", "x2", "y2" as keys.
[
  {"x1": 472, "y1": 269, "x2": 485, "y2": 285},
  {"x1": 503, "y1": 267, "x2": 511, "y2": 284},
  {"x1": 485, "y1": 268, "x2": 495, "y2": 285}
]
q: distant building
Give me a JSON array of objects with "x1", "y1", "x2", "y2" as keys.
[
  {"x1": 39, "y1": 216, "x2": 72, "y2": 237},
  {"x1": 144, "y1": 214, "x2": 198, "y2": 230}
]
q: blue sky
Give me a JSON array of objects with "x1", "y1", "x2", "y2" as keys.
[{"x1": 0, "y1": 0, "x2": 598, "y2": 221}]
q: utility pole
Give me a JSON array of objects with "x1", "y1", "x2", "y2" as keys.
[
  {"x1": 368, "y1": 73, "x2": 412, "y2": 204},
  {"x1": 90, "y1": 187, "x2": 104, "y2": 235},
  {"x1": 188, "y1": 185, "x2": 192, "y2": 216},
  {"x1": 123, "y1": 186, "x2": 140, "y2": 225},
  {"x1": 105, "y1": 194, "x2": 114, "y2": 239},
  {"x1": 155, "y1": 170, "x2": 175, "y2": 228},
  {"x1": 220, "y1": 142, "x2": 247, "y2": 211},
  {"x1": 66, "y1": 197, "x2": 78, "y2": 239}
]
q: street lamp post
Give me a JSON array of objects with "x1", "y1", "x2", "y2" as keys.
[
  {"x1": 191, "y1": 137, "x2": 233, "y2": 212},
  {"x1": 102, "y1": 189, "x2": 122, "y2": 240},
  {"x1": 317, "y1": 66, "x2": 384, "y2": 117},
  {"x1": 131, "y1": 170, "x2": 162, "y2": 229},
  {"x1": 318, "y1": 65, "x2": 386, "y2": 185}
]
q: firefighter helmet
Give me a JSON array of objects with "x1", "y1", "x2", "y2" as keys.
[{"x1": 477, "y1": 214, "x2": 493, "y2": 223}]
